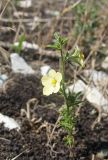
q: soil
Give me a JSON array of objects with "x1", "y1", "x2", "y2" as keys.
[
  {"x1": 0, "y1": 73, "x2": 108, "y2": 160},
  {"x1": 0, "y1": 73, "x2": 69, "y2": 160}
]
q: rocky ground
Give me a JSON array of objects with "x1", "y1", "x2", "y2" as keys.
[{"x1": 0, "y1": 0, "x2": 108, "y2": 159}]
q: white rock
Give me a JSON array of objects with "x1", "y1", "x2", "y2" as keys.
[
  {"x1": 101, "y1": 57, "x2": 108, "y2": 70},
  {"x1": 17, "y1": 0, "x2": 32, "y2": 8},
  {"x1": 34, "y1": 16, "x2": 40, "y2": 22},
  {"x1": 67, "y1": 80, "x2": 86, "y2": 93},
  {"x1": 101, "y1": 43, "x2": 106, "y2": 47},
  {"x1": 13, "y1": 11, "x2": 28, "y2": 17},
  {"x1": 86, "y1": 86, "x2": 108, "y2": 110},
  {"x1": 45, "y1": 10, "x2": 60, "y2": 16},
  {"x1": 83, "y1": 69, "x2": 108, "y2": 86},
  {"x1": 0, "y1": 74, "x2": 8, "y2": 86},
  {"x1": 40, "y1": 65, "x2": 51, "y2": 76},
  {"x1": 14, "y1": 41, "x2": 39, "y2": 50},
  {"x1": 68, "y1": 80, "x2": 108, "y2": 114},
  {"x1": 0, "y1": 113, "x2": 20, "y2": 130},
  {"x1": 10, "y1": 53, "x2": 35, "y2": 74}
]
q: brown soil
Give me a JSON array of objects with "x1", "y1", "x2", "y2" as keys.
[
  {"x1": 0, "y1": 74, "x2": 69, "y2": 160},
  {"x1": 0, "y1": 74, "x2": 108, "y2": 160}
]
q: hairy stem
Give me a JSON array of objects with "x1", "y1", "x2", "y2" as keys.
[{"x1": 60, "y1": 49, "x2": 69, "y2": 113}]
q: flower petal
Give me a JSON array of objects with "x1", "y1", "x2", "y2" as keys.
[
  {"x1": 55, "y1": 72, "x2": 62, "y2": 82},
  {"x1": 43, "y1": 86, "x2": 54, "y2": 96},
  {"x1": 53, "y1": 82, "x2": 60, "y2": 93},
  {"x1": 41, "y1": 76, "x2": 50, "y2": 86},
  {"x1": 48, "y1": 69, "x2": 56, "y2": 77}
]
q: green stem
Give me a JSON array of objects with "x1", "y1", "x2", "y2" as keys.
[{"x1": 60, "y1": 49, "x2": 69, "y2": 113}]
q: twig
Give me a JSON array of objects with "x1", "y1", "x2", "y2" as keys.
[
  {"x1": 47, "y1": 116, "x2": 61, "y2": 145},
  {"x1": 21, "y1": 98, "x2": 38, "y2": 120},
  {"x1": 11, "y1": 150, "x2": 28, "y2": 160},
  {"x1": 0, "y1": 137, "x2": 10, "y2": 143},
  {"x1": 0, "y1": 46, "x2": 10, "y2": 64},
  {"x1": 0, "y1": 0, "x2": 11, "y2": 19}
]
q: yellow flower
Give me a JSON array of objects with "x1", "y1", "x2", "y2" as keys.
[{"x1": 41, "y1": 69, "x2": 62, "y2": 96}]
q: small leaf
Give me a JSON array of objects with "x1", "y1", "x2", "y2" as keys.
[
  {"x1": 67, "y1": 46, "x2": 84, "y2": 67},
  {"x1": 48, "y1": 32, "x2": 68, "y2": 51},
  {"x1": 64, "y1": 135, "x2": 74, "y2": 146},
  {"x1": 47, "y1": 44, "x2": 61, "y2": 50},
  {"x1": 13, "y1": 34, "x2": 26, "y2": 54}
]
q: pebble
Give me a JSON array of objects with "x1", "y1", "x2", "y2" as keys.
[
  {"x1": 0, "y1": 113, "x2": 20, "y2": 130},
  {"x1": 10, "y1": 53, "x2": 35, "y2": 74},
  {"x1": 101, "y1": 56, "x2": 108, "y2": 70}
]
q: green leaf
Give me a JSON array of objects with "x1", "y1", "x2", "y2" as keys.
[
  {"x1": 47, "y1": 44, "x2": 61, "y2": 50},
  {"x1": 64, "y1": 135, "x2": 74, "y2": 146},
  {"x1": 67, "y1": 91, "x2": 82, "y2": 107},
  {"x1": 67, "y1": 46, "x2": 84, "y2": 67},
  {"x1": 13, "y1": 34, "x2": 26, "y2": 54},
  {"x1": 48, "y1": 32, "x2": 68, "y2": 51}
]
